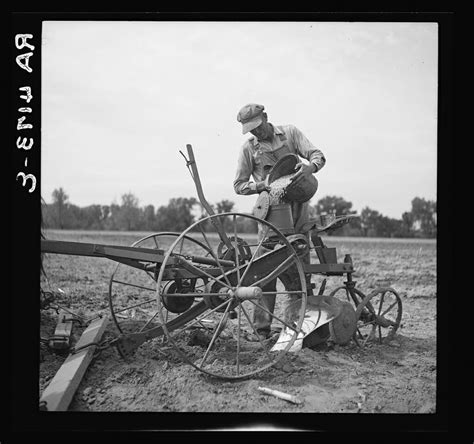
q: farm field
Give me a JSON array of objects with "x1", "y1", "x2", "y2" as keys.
[{"x1": 40, "y1": 229, "x2": 437, "y2": 420}]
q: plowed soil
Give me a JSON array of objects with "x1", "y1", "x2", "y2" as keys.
[{"x1": 40, "y1": 230, "x2": 437, "y2": 426}]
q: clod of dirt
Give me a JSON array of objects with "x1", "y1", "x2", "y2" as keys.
[
  {"x1": 187, "y1": 330, "x2": 211, "y2": 347},
  {"x1": 83, "y1": 387, "x2": 92, "y2": 397}
]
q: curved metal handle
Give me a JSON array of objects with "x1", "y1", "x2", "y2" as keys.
[{"x1": 183, "y1": 144, "x2": 233, "y2": 250}]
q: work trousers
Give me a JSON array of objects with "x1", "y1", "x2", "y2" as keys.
[{"x1": 253, "y1": 200, "x2": 313, "y2": 336}]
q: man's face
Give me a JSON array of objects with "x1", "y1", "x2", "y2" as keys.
[{"x1": 250, "y1": 120, "x2": 272, "y2": 141}]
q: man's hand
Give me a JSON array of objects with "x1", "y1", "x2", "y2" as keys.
[
  {"x1": 291, "y1": 162, "x2": 317, "y2": 183},
  {"x1": 256, "y1": 177, "x2": 271, "y2": 192}
]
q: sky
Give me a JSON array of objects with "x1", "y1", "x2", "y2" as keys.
[{"x1": 41, "y1": 21, "x2": 438, "y2": 219}]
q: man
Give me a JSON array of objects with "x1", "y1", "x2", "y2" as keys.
[{"x1": 233, "y1": 103, "x2": 326, "y2": 340}]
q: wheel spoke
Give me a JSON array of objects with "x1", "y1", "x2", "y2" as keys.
[
  {"x1": 347, "y1": 288, "x2": 361, "y2": 306},
  {"x1": 239, "y1": 303, "x2": 274, "y2": 363},
  {"x1": 138, "y1": 308, "x2": 163, "y2": 332},
  {"x1": 177, "y1": 257, "x2": 233, "y2": 290},
  {"x1": 173, "y1": 298, "x2": 231, "y2": 334},
  {"x1": 199, "y1": 300, "x2": 232, "y2": 368},
  {"x1": 237, "y1": 225, "x2": 270, "y2": 286},
  {"x1": 236, "y1": 302, "x2": 241, "y2": 376},
  {"x1": 381, "y1": 300, "x2": 398, "y2": 317},
  {"x1": 113, "y1": 297, "x2": 156, "y2": 315},
  {"x1": 233, "y1": 215, "x2": 241, "y2": 284},
  {"x1": 343, "y1": 288, "x2": 351, "y2": 302},
  {"x1": 378, "y1": 291, "x2": 386, "y2": 315},
  {"x1": 251, "y1": 253, "x2": 296, "y2": 288},
  {"x1": 198, "y1": 225, "x2": 232, "y2": 288},
  {"x1": 161, "y1": 292, "x2": 221, "y2": 298},
  {"x1": 195, "y1": 319, "x2": 214, "y2": 333},
  {"x1": 112, "y1": 279, "x2": 155, "y2": 292}
]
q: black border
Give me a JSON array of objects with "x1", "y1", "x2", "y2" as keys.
[{"x1": 8, "y1": 11, "x2": 454, "y2": 436}]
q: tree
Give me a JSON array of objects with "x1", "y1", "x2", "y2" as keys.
[
  {"x1": 40, "y1": 186, "x2": 436, "y2": 239},
  {"x1": 66, "y1": 204, "x2": 85, "y2": 229},
  {"x1": 410, "y1": 197, "x2": 437, "y2": 238},
  {"x1": 314, "y1": 195, "x2": 356, "y2": 216},
  {"x1": 376, "y1": 215, "x2": 401, "y2": 238},
  {"x1": 360, "y1": 207, "x2": 382, "y2": 237},
  {"x1": 401, "y1": 211, "x2": 415, "y2": 238},
  {"x1": 215, "y1": 199, "x2": 235, "y2": 214},
  {"x1": 51, "y1": 187, "x2": 69, "y2": 229},
  {"x1": 235, "y1": 216, "x2": 258, "y2": 233},
  {"x1": 104, "y1": 202, "x2": 121, "y2": 231},
  {"x1": 81, "y1": 205, "x2": 105, "y2": 230},
  {"x1": 116, "y1": 193, "x2": 141, "y2": 231},
  {"x1": 215, "y1": 199, "x2": 236, "y2": 232},
  {"x1": 142, "y1": 204, "x2": 156, "y2": 231},
  {"x1": 155, "y1": 197, "x2": 198, "y2": 232},
  {"x1": 314, "y1": 195, "x2": 359, "y2": 236},
  {"x1": 100, "y1": 205, "x2": 110, "y2": 226}
]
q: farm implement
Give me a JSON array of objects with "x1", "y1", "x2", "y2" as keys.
[{"x1": 41, "y1": 145, "x2": 403, "y2": 383}]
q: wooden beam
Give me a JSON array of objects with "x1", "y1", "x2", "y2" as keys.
[
  {"x1": 40, "y1": 315, "x2": 109, "y2": 411},
  {"x1": 41, "y1": 240, "x2": 173, "y2": 264}
]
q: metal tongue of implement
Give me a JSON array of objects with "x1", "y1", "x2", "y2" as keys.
[{"x1": 271, "y1": 295, "x2": 341, "y2": 353}]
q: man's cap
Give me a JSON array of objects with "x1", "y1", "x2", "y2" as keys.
[{"x1": 237, "y1": 103, "x2": 265, "y2": 134}]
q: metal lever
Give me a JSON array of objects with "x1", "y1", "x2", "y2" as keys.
[{"x1": 183, "y1": 144, "x2": 234, "y2": 251}]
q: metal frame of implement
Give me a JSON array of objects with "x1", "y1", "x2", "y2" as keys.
[{"x1": 40, "y1": 143, "x2": 402, "y2": 379}]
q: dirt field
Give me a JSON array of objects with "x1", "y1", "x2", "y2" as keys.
[{"x1": 40, "y1": 229, "x2": 437, "y2": 424}]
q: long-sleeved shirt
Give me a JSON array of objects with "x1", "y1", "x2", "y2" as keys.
[{"x1": 233, "y1": 124, "x2": 326, "y2": 195}]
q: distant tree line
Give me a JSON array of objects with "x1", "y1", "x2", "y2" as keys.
[
  {"x1": 311, "y1": 195, "x2": 436, "y2": 238},
  {"x1": 42, "y1": 188, "x2": 436, "y2": 238}
]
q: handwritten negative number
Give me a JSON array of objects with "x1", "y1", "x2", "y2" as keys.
[{"x1": 17, "y1": 171, "x2": 36, "y2": 193}]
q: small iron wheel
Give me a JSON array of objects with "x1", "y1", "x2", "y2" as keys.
[{"x1": 354, "y1": 287, "x2": 402, "y2": 346}]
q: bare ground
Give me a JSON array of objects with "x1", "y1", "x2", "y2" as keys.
[{"x1": 39, "y1": 231, "x2": 437, "y2": 418}]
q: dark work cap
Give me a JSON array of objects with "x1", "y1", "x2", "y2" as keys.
[{"x1": 237, "y1": 103, "x2": 265, "y2": 134}]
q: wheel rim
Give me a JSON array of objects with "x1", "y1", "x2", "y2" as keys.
[
  {"x1": 156, "y1": 212, "x2": 308, "y2": 380},
  {"x1": 329, "y1": 286, "x2": 366, "y2": 311},
  {"x1": 354, "y1": 287, "x2": 402, "y2": 345},
  {"x1": 108, "y1": 232, "x2": 212, "y2": 335}
]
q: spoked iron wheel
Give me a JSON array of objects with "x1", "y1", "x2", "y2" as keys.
[
  {"x1": 354, "y1": 287, "x2": 402, "y2": 346},
  {"x1": 156, "y1": 212, "x2": 308, "y2": 380},
  {"x1": 108, "y1": 232, "x2": 212, "y2": 335}
]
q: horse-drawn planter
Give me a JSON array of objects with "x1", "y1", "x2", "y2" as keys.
[{"x1": 41, "y1": 145, "x2": 402, "y2": 381}]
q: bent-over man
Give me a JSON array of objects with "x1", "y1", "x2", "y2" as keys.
[{"x1": 233, "y1": 103, "x2": 326, "y2": 340}]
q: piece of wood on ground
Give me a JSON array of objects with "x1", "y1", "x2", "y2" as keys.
[
  {"x1": 40, "y1": 315, "x2": 109, "y2": 411},
  {"x1": 258, "y1": 386, "x2": 303, "y2": 405}
]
